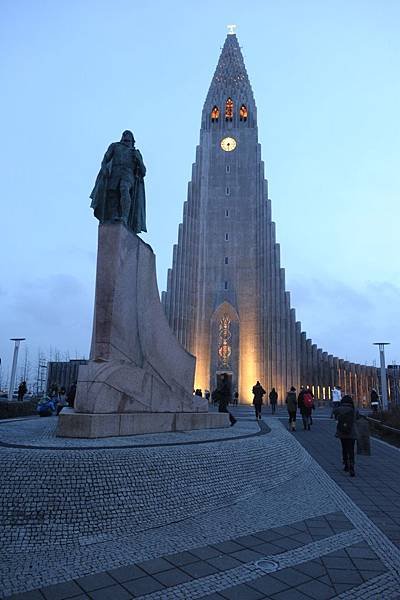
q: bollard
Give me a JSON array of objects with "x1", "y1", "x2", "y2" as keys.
[{"x1": 356, "y1": 416, "x2": 371, "y2": 456}]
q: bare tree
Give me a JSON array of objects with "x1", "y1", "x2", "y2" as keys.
[
  {"x1": 17, "y1": 346, "x2": 33, "y2": 389},
  {"x1": 34, "y1": 348, "x2": 48, "y2": 396}
]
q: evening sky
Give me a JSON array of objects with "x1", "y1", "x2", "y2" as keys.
[{"x1": 1, "y1": 0, "x2": 399, "y2": 383}]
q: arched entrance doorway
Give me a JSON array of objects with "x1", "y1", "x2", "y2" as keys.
[{"x1": 210, "y1": 301, "x2": 239, "y2": 398}]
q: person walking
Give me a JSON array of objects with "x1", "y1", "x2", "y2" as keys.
[
  {"x1": 67, "y1": 382, "x2": 77, "y2": 408},
  {"x1": 17, "y1": 381, "x2": 27, "y2": 402},
  {"x1": 56, "y1": 388, "x2": 68, "y2": 415},
  {"x1": 331, "y1": 386, "x2": 342, "y2": 418},
  {"x1": 299, "y1": 387, "x2": 314, "y2": 430},
  {"x1": 269, "y1": 388, "x2": 278, "y2": 414},
  {"x1": 217, "y1": 375, "x2": 237, "y2": 426},
  {"x1": 334, "y1": 395, "x2": 359, "y2": 477},
  {"x1": 252, "y1": 381, "x2": 266, "y2": 420},
  {"x1": 370, "y1": 388, "x2": 379, "y2": 413},
  {"x1": 285, "y1": 386, "x2": 297, "y2": 431}
]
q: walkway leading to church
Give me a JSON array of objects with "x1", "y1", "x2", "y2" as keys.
[{"x1": 1, "y1": 407, "x2": 400, "y2": 599}]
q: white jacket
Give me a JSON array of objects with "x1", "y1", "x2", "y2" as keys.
[{"x1": 332, "y1": 388, "x2": 342, "y2": 403}]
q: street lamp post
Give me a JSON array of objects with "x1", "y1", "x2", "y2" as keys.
[
  {"x1": 373, "y1": 342, "x2": 390, "y2": 411},
  {"x1": 8, "y1": 338, "x2": 26, "y2": 402}
]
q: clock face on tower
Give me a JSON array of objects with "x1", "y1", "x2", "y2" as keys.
[{"x1": 220, "y1": 137, "x2": 237, "y2": 152}]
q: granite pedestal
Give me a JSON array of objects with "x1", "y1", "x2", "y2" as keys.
[{"x1": 58, "y1": 224, "x2": 229, "y2": 438}]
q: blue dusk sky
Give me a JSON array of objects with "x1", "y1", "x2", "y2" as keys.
[{"x1": 1, "y1": 0, "x2": 399, "y2": 385}]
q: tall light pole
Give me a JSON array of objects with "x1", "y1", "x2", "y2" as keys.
[
  {"x1": 373, "y1": 342, "x2": 390, "y2": 411},
  {"x1": 8, "y1": 338, "x2": 26, "y2": 402}
]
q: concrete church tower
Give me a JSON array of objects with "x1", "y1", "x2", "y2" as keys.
[
  {"x1": 162, "y1": 31, "x2": 377, "y2": 403},
  {"x1": 162, "y1": 31, "x2": 298, "y2": 401}
]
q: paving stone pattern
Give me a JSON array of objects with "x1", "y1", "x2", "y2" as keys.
[
  {"x1": 292, "y1": 416, "x2": 400, "y2": 549},
  {"x1": 1, "y1": 410, "x2": 400, "y2": 599},
  {"x1": 0, "y1": 414, "x2": 259, "y2": 449}
]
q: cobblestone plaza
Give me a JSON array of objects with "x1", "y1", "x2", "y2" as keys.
[{"x1": 1, "y1": 409, "x2": 400, "y2": 599}]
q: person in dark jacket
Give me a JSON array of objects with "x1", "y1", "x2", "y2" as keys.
[
  {"x1": 334, "y1": 395, "x2": 359, "y2": 477},
  {"x1": 269, "y1": 388, "x2": 278, "y2": 414},
  {"x1": 217, "y1": 375, "x2": 236, "y2": 426},
  {"x1": 252, "y1": 381, "x2": 266, "y2": 419},
  {"x1": 67, "y1": 382, "x2": 77, "y2": 408},
  {"x1": 17, "y1": 381, "x2": 27, "y2": 402},
  {"x1": 370, "y1": 388, "x2": 379, "y2": 413},
  {"x1": 285, "y1": 386, "x2": 297, "y2": 431}
]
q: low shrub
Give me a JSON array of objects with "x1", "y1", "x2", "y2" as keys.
[
  {"x1": 0, "y1": 399, "x2": 40, "y2": 420},
  {"x1": 367, "y1": 407, "x2": 400, "y2": 448},
  {"x1": 380, "y1": 407, "x2": 400, "y2": 429}
]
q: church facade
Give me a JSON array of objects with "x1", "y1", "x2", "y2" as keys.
[{"x1": 162, "y1": 32, "x2": 378, "y2": 404}]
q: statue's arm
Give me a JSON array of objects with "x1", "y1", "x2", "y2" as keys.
[{"x1": 134, "y1": 149, "x2": 146, "y2": 177}]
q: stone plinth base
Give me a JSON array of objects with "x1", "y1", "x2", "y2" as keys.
[{"x1": 57, "y1": 408, "x2": 230, "y2": 438}]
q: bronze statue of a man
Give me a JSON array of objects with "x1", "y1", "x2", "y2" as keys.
[{"x1": 90, "y1": 130, "x2": 147, "y2": 234}]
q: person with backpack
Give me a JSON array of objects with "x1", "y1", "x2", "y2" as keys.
[
  {"x1": 298, "y1": 387, "x2": 314, "y2": 430},
  {"x1": 252, "y1": 381, "x2": 266, "y2": 419},
  {"x1": 285, "y1": 386, "x2": 297, "y2": 431},
  {"x1": 334, "y1": 395, "x2": 359, "y2": 477}
]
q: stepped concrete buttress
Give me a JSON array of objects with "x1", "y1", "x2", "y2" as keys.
[{"x1": 58, "y1": 223, "x2": 229, "y2": 437}]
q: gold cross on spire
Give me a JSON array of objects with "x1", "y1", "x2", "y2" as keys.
[{"x1": 227, "y1": 24, "x2": 237, "y2": 35}]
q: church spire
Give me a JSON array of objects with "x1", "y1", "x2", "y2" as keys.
[{"x1": 203, "y1": 32, "x2": 256, "y2": 129}]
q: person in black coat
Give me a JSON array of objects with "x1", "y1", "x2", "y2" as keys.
[
  {"x1": 17, "y1": 381, "x2": 27, "y2": 402},
  {"x1": 217, "y1": 375, "x2": 236, "y2": 426},
  {"x1": 334, "y1": 395, "x2": 359, "y2": 477},
  {"x1": 370, "y1": 388, "x2": 379, "y2": 413},
  {"x1": 67, "y1": 382, "x2": 77, "y2": 408},
  {"x1": 269, "y1": 388, "x2": 278, "y2": 414},
  {"x1": 286, "y1": 386, "x2": 297, "y2": 431},
  {"x1": 252, "y1": 381, "x2": 266, "y2": 420}
]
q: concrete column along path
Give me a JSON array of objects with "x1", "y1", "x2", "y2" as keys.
[{"x1": 1, "y1": 406, "x2": 400, "y2": 599}]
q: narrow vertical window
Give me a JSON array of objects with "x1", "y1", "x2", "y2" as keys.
[
  {"x1": 226, "y1": 186, "x2": 230, "y2": 196},
  {"x1": 226, "y1": 165, "x2": 230, "y2": 173},
  {"x1": 225, "y1": 209, "x2": 229, "y2": 217},
  {"x1": 225, "y1": 233, "x2": 229, "y2": 241},
  {"x1": 211, "y1": 106, "x2": 219, "y2": 122},
  {"x1": 225, "y1": 257, "x2": 229, "y2": 264},
  {"x1": 225, "y1": 98, "x2": 233, "y2": 121},
  {"x1": 224, "y1": 281, "x2": 228, "y2": 290},
  {"x1": 239, "y1": 104, "x2": 248, "y2": 121}
]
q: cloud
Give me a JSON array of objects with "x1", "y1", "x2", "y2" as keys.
[
  {"x1": 0, "y1": 274, "x2": 93, "y2": 378},
  {"x1": 289, "y1": 276, "x2": 400, "y2": 364},
  {"x1": 8, "y1": 274, "x2": 86, "y2": 327}
]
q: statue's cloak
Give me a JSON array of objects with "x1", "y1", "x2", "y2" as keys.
[{"x1": 90, "y1": 147, "x2": 147, "y2": 234}]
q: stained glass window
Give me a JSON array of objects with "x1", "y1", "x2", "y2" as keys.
[
  {"x1": 225, "y1": 98, "x2": 233, "y2": 121},
  {"x1": 218, "y1": 314, "x2": 232, "y2": 368},
  {"x1": 240, "y1": 104, "x2": 248, "y2": 121},
  {"x1": 211, "y1": 106, "x2": 219, "y2": 121}
]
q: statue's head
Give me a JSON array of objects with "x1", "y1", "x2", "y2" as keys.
[{"x1": 121, "y1": 130, "x2": 135, "y2": 147}]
